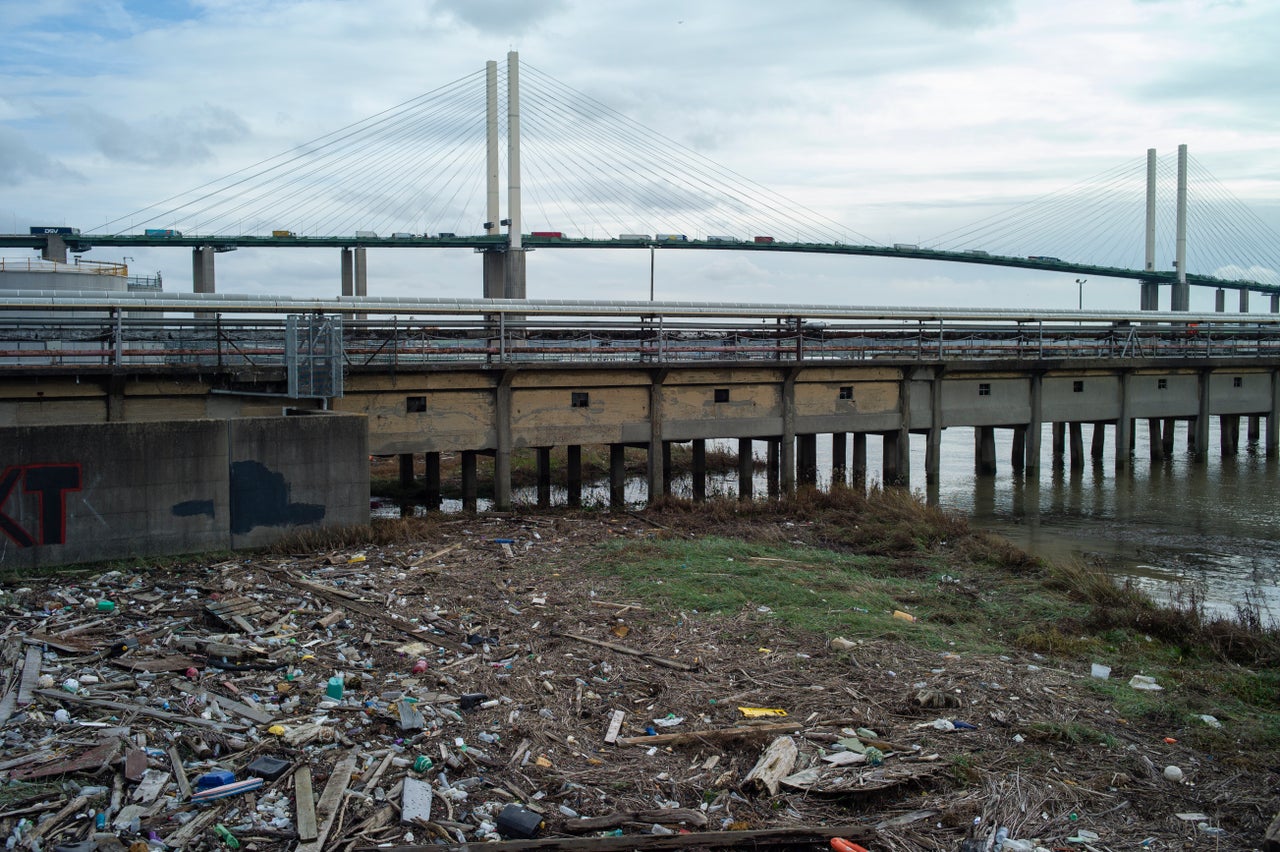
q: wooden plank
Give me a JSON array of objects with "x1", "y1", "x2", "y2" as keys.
[
  {"x1": 296, "y1": 749, "x2": 358, "y2": 852},
  {"x1": 9, "y1": 739, "x2": 121, "y2": 781},
  {"x1": 132, "y1": 769, "x2": 170, "y2": 803},
  {"x1": 563, "y1": 808, "x2": 706, "y2": 833},
  {"x1": 743, "y1": 736, "x2": 798, "y2": 797},
  {"x1": 604, "y1": 709, "x2": 625, "y2": 745},
  {"x1": 294, "y1": 766, "x2": 318, "y2": 842},
  {"x1": 16, "y1": 645, "x2": 43, "y2": 706},
  {"x1": 22, "y1": 795, "x2": 87, "y2": 846},
  {"x1": 168, "y1": 746, "x2": 191, "y2": 800},
  {"x1": 122, "y1": 747, "x2": 147, "y2": 782},
  {"x1": 171, "y1": 682, "x2": 275, "y2": 725},
  {"x1": 616, "y1": 722, "x2": 802, "y2": 748}
]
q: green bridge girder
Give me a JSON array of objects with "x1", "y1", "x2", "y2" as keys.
[{"x1": 0, "y1": 232, "x2": 1274, "y2": 295}]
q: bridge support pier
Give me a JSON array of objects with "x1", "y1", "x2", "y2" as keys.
[
  {"x1": 692, "y1": 439, "x2": 707, "y2": 501},
  {"x1": 766, "y1": 439, "x2": 780, "y2": 498},
  {"x1": 1148, "y1": 420, "x2": 1163, "y2": 460},
  {"x1": 1011, "y1": 426, "x2": 1026, "y2": 473},
  {"x1": 567, "y1": 445, "x2": 582, "y2": 507},
  {"x1": 193, "y1": 246, "x2": 215, "y2": 295},
  {"x1": 738, "y1": 439, "x2": 754, "y2": 500},
  {"x1": 1248, "y1": 415, "x2": 1260, "y2": 444},
  {"x1": 536, "y1": 447, "x2": 551, "y2": 508},
  {"x1": 1215, "y1": 288, "x2": 1226, "y2": 312},
  {"x1": 975, "y1": 427, "x2": 996, "y2": 475},
  {"x1": 609, "y1": 444, "x2": 625, "y2": 507},
  {"x1": 1269, "y1": 372, "x2": 1280, "y2": 458},
  {"x1": 797, "y1": 434, "x2": 817, "y2": 487},
  {"x1": 41, "y1": 235, "x2": 68, "y2": 264},
  {"x1": 831, "y1": 432, "x2": 846, "y2": 487},
  {"x1": 781, "y1": 373, "x2": 797, "y2": 495},
  {"x1": 399, "y1": 453, "x2": 415, "y2": 487},
  {"x1": 1193, "y1": 372, "x2": 1211, "y2": 460},
  {"x1": 1069, "y1": 423, "x2": 1085, "y2": 469},
  {"x1": 1162, "y1": 418, "x2": 1176, "y2": 456},
  {"x1": 1220, "y1": 416, "x2": 1239, "y2": 456},
  {"x1": 852, "y1": 433, "x2": 867, "y2": 490},
  {"x1": 425, "y1": 453, "x2": 441, "y2": 509},
  {"x1": 882, "y1": 431, "x2": 905, "y2": 485},
  {"x1": 1273, "y1": 294, "x2": 1280, "y2": 314},
  {"x1": 1240, "y1": 290, "x2": 1250, "y2": 312},
  {"x1": 648, "y1": 377, "x2": 666, "y2": 503},
  {"x1": 1091, "y1": 422, "x2": 1106, "y2": 460},
  {"x1": 1026, "y1": 374, "x2": 1042, "y2": 473},
  {"x1": 662, "y1": 442, "x2": 673, "y2": 497},
  {"x1": 1140, "y1": 281, "x2": 1160, "y2": 311},
  {"x1": 461, "y1": 451, "x2": 478, "y2": 512},
  {"x1": 1052, "y1": 422, "x2": 1065, "y2": 464}
]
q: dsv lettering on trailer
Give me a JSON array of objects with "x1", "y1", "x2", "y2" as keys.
[{"x1": 0, "y1": 463, "x2": 82, "y2": 547}]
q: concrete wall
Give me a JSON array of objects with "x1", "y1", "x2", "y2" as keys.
[{"x1": 0, "y1": 413, "x2": 368, "y2": 569}]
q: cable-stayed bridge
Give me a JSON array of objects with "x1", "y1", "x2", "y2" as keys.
[{"x1": 5, "y1": 53, "x2": 1280, "y2": 307}]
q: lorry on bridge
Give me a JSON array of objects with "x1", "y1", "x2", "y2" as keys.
[
  {"x1": 29, "y1": 226, "x2": 80, "y2": 236},
  {"x1": 144, "y1": 229, "x2": 182, "y2": 237}
]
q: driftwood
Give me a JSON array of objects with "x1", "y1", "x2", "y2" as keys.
[
  {"x1": 353, "y1": 824, "x2": 876, "y2": 851},
  {"x1": 32, "y1": 689, "x2": 249, "y2": 732},
  {"x1": 616, "y1": 722, "x2": 802, "y2": 748},
  {"x1": 742, "y1": 736, "x2": 798, "y2": 796},
  {"x1": 553, "y1": 632, "x2": 698, "y2": 671},
  {"x1": 296, "y1": 748, "x2": 359, "y2": 852},
  {"x1": 562, "y1": 808, "x2": 707, "y2": 833}
]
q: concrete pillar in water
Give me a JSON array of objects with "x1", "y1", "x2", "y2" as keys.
[
  {"x1": 1215, "y1": 289, "x2": 1226, "y2": 312},
  {"x1": 1091, "y1": 422, "x2": 1106, "y2": 460},
  {"x1": 1148, "y1": 419, "x2": 1164, "y2": 460},
  {"x1": 1193, "y1": 371, "x2": 1211, "y2": 461},
  {"x1": 536, "y1": 447, "x2": 551, "y2": 508},
  {"x1": 975, "y1": 426, "x2": 996, "y2": 475},
  {"x1": 1220, "y1": 415, "x2": 1238, "y2": 456},
  {"x1": 692, "y1": 439, "x2": 707, "y2": 502},
  {"x1": 1052, "y1": 422, "x2": 1065, "y2": 463},
  {"x1": 1248, "y1": 415, "x2": 1260, "y2": 443},
  {"x1": 662, "y1": 442, "x2": 673, "y2": 496},
  {"x1": 567, "y1": 445, "x2": 582, "y2": 507},
  {"x1": 1116, "y1": 374, "x2": 1132, "y2": 471},
  {"x1": 1069, "y1": 423, "x2": 1085, "y2": 469},
  {"x1": 398, "y1": 454, "x2": 415, "y2": 487},
  {"x1": 831, "y1": 432, "x2": 846, "y2": 487},
  {"x1": 797, "y1": 434, "x2": 817, "y2": 486},
  {"x1": 424, "y1": 452, "x2": 441, "y2": 510},
  {"x1": 1026, "y1": 373, "x2": 1042, "y2": 473},
  {"x1": 738, "y1": 438, "x2": 753, "y2": 501},
  {"x1": 341, "y1": 249, "x2": 353, "y2": 296},
  {"x1": 926, "y1": 376, "x2": 943, "y2": 485},
  {"x1": 1240, "y1": 289, "x2": 1250, "y2": 313},
  {"x1": 1011, "y1": 426, "x2": 1026, "y2": 473},
  {"x1": 1162, "y1": 418, "x2": 1176, "y2": 456},
  {"x1": 883, "y1": 431, "x2": 902, "y2": 483},
  {"x1": 766, "y1": 439, "x2": 780, "y2": 498},
  {"x1": 461, "y1": 451, "x2": 478, "y2": 512},
  {"x1": 851, "y1": 433, "x2": 867, "y2": 488},
  {"x1": 1269, "y1": 370, "x2": 1280, "y2": 458},
  {"x1": 647, "y1": 377, "x2": 665, "y2": 503},
  {"x1": 609, "y1": 444, "x2": 626, "y2": 507}
]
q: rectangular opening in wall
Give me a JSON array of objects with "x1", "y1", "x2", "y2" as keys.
[
  {"x1": 978, "y1": 383, "x2": 991, "y2": 396},
  {"x1": 838, "y1": 386, "x2": 853, "y2": 400},
  {"x1": 1234, "y1": 376, "x2": 1243, "y2": 388},
  {"x1": 1073, "y1": 380, "x2": 1084, "y2": 393},
  {"x1": 571, "y1": 392, "x2": 590, "y2": 408},
  {"x1": 714, "y1": 388, "x2": 730, "y2": 403},
  {"x1": 406, "y1": 396, "x2": 426, "y2": 413},
  {"x1": 1158, "y1": 378, "x2": 1168, "y2": 390}
]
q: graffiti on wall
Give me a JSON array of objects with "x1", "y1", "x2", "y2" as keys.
[{"x1": 0, "y1": 463, "x2": 82, "y2": 547}]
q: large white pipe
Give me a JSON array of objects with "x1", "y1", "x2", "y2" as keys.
[
  {"x1": 485, "y1": 61, "x2": 499, "y2": 236},
  {"x1": 507, "y1": 51, "x2": 521, "y2": 250}
]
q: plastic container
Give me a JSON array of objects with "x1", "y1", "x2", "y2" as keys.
[
  {"x1": 96, "y1": 600, "x2": 116, "y2": 613},
  {"x1": 1090, "y1": 662, "x2": 1111, "y2": 679},
  {"x1": 892, "y1": 610, "x2": 916, "y2": 623},
  {"x1": 411, "y1": 659, "x2": 429, "y2": 675},
  {"x1": 326, "y1": 676, "x2": 344, "y2": 700},
  {"x1": 496, "y1": 804, "x2": 543, "y2": 839},
  {"x1": 195, "y1": 769, "x2": 236, "y2": 790},
  {"x1": 413, "y1": 756, "x2": 434, "y2": 772}
]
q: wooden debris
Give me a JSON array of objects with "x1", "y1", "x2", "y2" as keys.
[
  {"x1": 19, "y1": 794, "x2": 87, "y2": 847},
  {"x1": 401, "y1": 776, "x2": 434, "y2": 824},
  {"x1": 616, "y1": 722, "x2": 802, "y2": 748},
  {"x1": 294, "y1": 766, "x2": 318, "y2": 842},
  {"x1": 168, "y1": 746, "x2": 191, "y2": 799},
  {"x1": 9, "y1": 737, "x2": 122, "y2": 781},
  {"x1": 562, "y1": 808, "x2": 707, "y2": 833},
  {"x1": 743, "y1": 735, "x2": 798, "y2": 796},
  {"x1": 362, "y1": 825, "x2": 876, "y2": 850},
  {"x1": 16, "y1": 645, "x2": 42, "y2": 706},
  {"x1": 553, "y1": 631, "x2": 697, "y2": 671},
  {"x1": 603, "y1": 709, "x2": 625, "y2": 744},
  {"x1": 296, "y1": 748, "x2": 358, "y2": 852},
  {"x1": 32, "y1": 689, "x2": 249, "y2": 732}
]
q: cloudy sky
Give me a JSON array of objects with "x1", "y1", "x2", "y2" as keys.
[{"x1": 3, "y1": 0, "x2": 1279, "y2": 312}]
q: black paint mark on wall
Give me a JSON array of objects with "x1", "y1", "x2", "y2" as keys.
[
  {"x1": 172, "y1": 500, "x2": 216, "y2": 519},
  {"x1": 229, "y1": 460, "x2": 324, "y2": 535}
]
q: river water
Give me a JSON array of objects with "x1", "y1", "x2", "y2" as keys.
[{"x1": 383, "y1": 423, "x2": 1280, "y2": 624}]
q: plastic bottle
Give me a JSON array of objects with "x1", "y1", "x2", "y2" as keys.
[
  {"x1": 96, "y1": 600, "x2": 117, "y2": 613},
  {"x1": 326, "y1": 676, "x2": 344, "y2": 700},
  {"x1": 994, "y1": 826, "x2": 1008, "y2": 849}
]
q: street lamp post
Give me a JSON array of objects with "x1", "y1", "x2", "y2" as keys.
[{"x1": 1076, "y1": 278, "x2": 1087, "y2": 310}]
